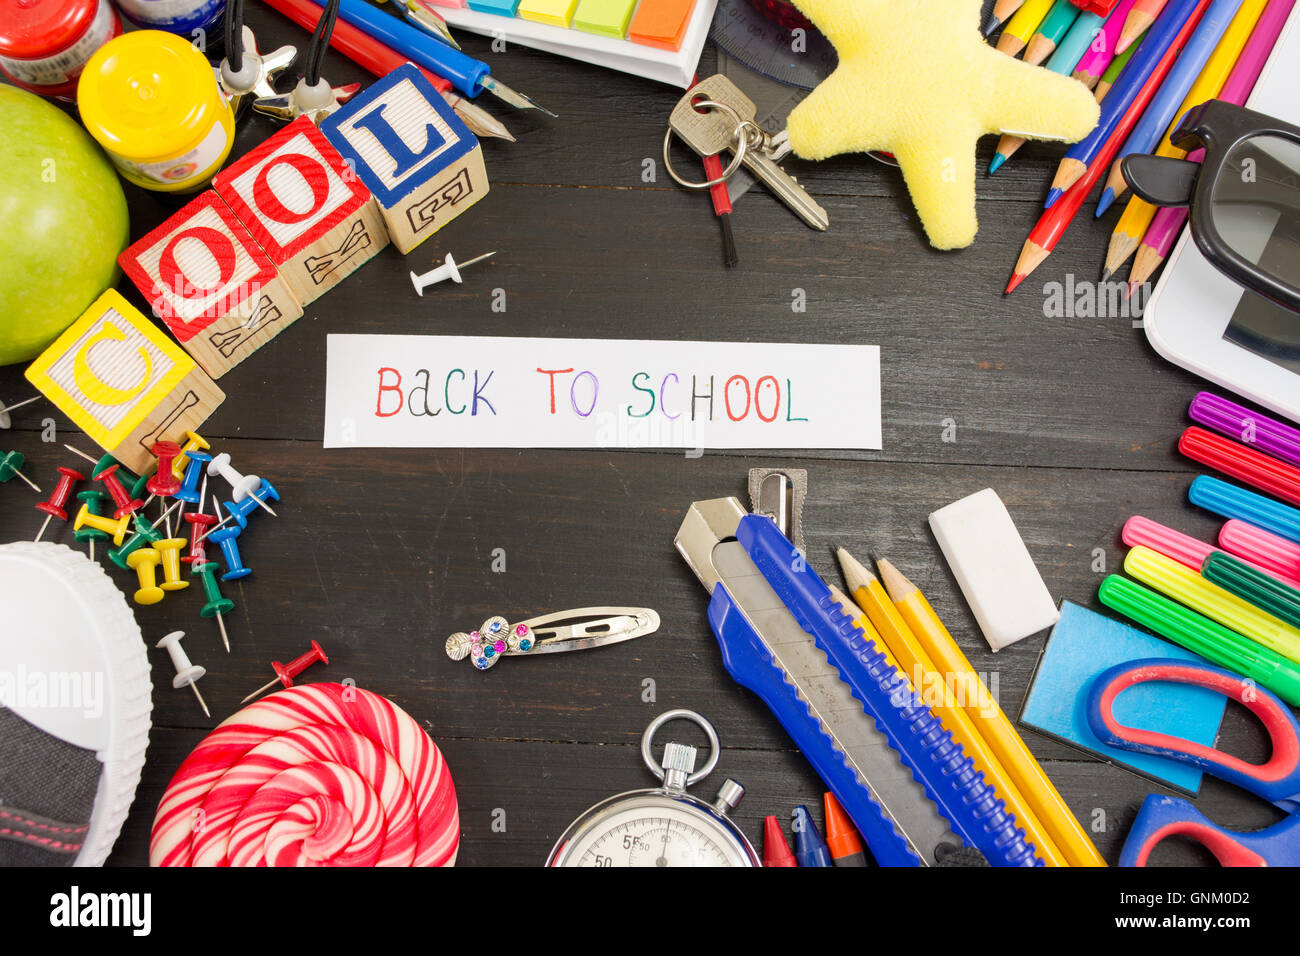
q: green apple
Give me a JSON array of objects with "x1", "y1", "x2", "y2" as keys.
[{"x1": 0, "y1": 85, "x2": 129, "y2": 367}]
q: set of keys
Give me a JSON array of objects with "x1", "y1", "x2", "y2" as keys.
[{"x1": 664, "y1": 75, "x2": 829, "y2": 266}]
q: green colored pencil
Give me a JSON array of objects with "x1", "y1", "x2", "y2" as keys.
[{"x1": 1094, "y1": 29, "x2": 1144, "y2": 101}]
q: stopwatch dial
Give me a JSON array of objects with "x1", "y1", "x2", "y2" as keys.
[{"x1": 565, "y1": 805, "x2": 749, "y2": 867}]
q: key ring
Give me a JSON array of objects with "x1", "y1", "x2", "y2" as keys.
[
  {"x1": 662, "y1": 99, "x2": 750, "y2": 190},
  {"x1": 641, "y1": 708, "x2": 720, "y2": 785}
]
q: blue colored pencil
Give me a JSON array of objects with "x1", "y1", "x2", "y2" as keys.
[
  {"x1": 1189, "y1": 475, "x2": 1300, "y2": 545},
  {"x1": 1096, "y1": 0, "x2": 1244, "y2": 214},
  {"x1": 1045, "y1": 0, "x2": 1211, "y2": 207}
]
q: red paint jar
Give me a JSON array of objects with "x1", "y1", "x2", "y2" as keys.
[{"x1": 0, "y1": 0, "x2": 121, "y2": 101}]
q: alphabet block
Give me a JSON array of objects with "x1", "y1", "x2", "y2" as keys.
[
  {"x1": 212, "y1": 115, "x2": 389, "y2": 306},
  {"x1": 321, "y1": 63, "x2": 489, "y2": 255},
  {"x1": 118, "y1": 191, "x2": 304, "y2": 379},
  {"x1": 25, "y1": 289, "x2": 225, "y2": 474}
]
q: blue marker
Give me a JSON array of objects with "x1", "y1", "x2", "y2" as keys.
[
  {"x1": 792, "y1": 805, "x2": 833, "y2": 867},
  {"x1": 1189, "y1": 475, "x2": 1300, "y2": 544}
]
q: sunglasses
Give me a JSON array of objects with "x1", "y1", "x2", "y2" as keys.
[{"x1": 1122, "y1": 100, "x2": 1300, "y2": 314}]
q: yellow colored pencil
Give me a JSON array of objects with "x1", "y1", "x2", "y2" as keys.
[
  {"x1": 837, "y1": 549, "x2": 1068, "y2": 867},
  {"x1": 877, "y1": 558, "x2": 1107, "y2": 868},
  {"x1": 996, "y1": 0, "x2": 1055, "y2": 57},
  {"x1": 829, "y1": 584, "x2": 905, "y2": 677}
]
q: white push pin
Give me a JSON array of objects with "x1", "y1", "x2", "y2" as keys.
[
  {"x1": 410, "y1": 251, "x2": 496, "y2": 296},
  {"x1": 156, "y1": 631, "x2": 210, "y2": 718},
  {"x1": 0, "y1": 395, "x2": 42, "y2": 429},
  {"x1": 206, "y1": 452, "x2": 276, "y2": 516}
]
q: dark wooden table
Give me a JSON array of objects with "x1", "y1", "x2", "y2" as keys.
[{"x1": 0, "y1": 4, "x2": 1278, "y2": 867}]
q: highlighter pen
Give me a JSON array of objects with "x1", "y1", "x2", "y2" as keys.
[
  {"x1": 823, "y1": 792, "x2": 868, "y2": 866},
  {"x1": 763, "y1": 815, "x2": 797, "y2": 867},
  {"x1": 792, "y1": 805, "x2": 832, "y2": 867}
]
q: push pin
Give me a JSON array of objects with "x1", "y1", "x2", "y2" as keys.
[
  {"x1": 156, "y1": 631, "x2": 210, "y2": 717},
  {"x1": 207, "y1": 453, "x2": 277, "y2": 516},
  {"x1": 0, "y1": 394, "x2": 42, "y2": 428},
  {"x1": 242, "y1": 641, "x2": 329, "y2": 703},
  {"x1": 175, "y1": 453, "x2": 209, "y2": 505},
  {"x1": 193, "y1": 561, "x2": 235, "y2": 652},
  {"x1": 183, "y1": 492, "x2": 215, "y2": 566},
  {"x1": 126, "y1": 548, "x2": 165, "y2": 605},
  {"x1": 410, "y1": 251, "x2": 495, "y2": 295},
  {"x1": 209, "y1": 526, "x2": 251, "y2": 581},
  {"x1": 0, "y1": 450, "x2": 40, "y2": 492},
  {"x1": 34, "y1": 466, "x2": 84, "y2": 541},
  {"x1": 74, "y1": 489, "x2": 112, "y2": 560},
  {"x1": 109, "y1": 513, "x2": 162, "y2": 570},
  {"x1": 171, "y1": 431, "x2": 211, "y2": 482},
  {"x1": 94, "y1": 464, "x2": 143, "y2": 518},
  {"x1": 62, "y1": 446, "x2": 132, "y2": 483},
  {"x1": 222, "y1": 479, "x2": 280, "y2": 530},
  {"x1": 74, "y1": 504, "x2": 130, "y2": 546},
  {"x1": 155, "y1": 538, "x2": 191, "y2": 593},
  {"x1": 146, "y1": 441, "x2": 183, "y2": 498}
]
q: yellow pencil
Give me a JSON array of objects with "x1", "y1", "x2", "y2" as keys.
[
  {"x1": 877, "y1": 558, "x2": 1107, "y2": 867},
  {"x1": 996, "y1": 0, "x2": 1055, "y2": 57},
  {"x1": 829, "y1": 584, "x2": 905, "y2": 677},
  {"x1": 837, "y1": 549, "x2": 1068, "y2": 867}
]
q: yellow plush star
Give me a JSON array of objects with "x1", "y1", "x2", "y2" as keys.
[{"x1": 788, "y1": 0, "x2": 1099, "y2": 249}]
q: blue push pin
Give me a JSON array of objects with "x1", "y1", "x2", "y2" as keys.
[
  {"x1": 222, "y1": 479, "x2": 280, "y2": 530},
  {"x1": 175, "y1": 451, "x2": 211, "y2": 505},
  {"x1": 209, "y1": 525, "x2": 252, "y2": 581}
]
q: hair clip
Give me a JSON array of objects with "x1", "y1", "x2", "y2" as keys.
[{"x1": 445, "y1": 607, "x2": 661, "y2": 671}]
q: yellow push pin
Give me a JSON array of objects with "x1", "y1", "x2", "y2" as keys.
[
  {"x1": 155, "y1": 539, "x2": 191, "y2": 593},
  {"x1": 126, "y1": 548, "x2": 166, "y2": 605},
  {"x1": 73, "y1": 503, "x2": 131, "y2": 546}
]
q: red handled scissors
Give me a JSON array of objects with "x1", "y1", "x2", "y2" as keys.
[{"x1": 1087, "y1": 657, "x2": 1300, "y2": 866}]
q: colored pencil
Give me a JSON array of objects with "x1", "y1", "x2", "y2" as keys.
[
  {"x1": 1095, "y1": 30, "x2": 1144, "y2": 98},
  {"x1": 1203, "y1": 552, "x2": 1300, "y2": 630},
  {"x1": 1118, "y1": 0, "x2": 1171, "y2": 51},
  {"x1": 1046, "y1": 0, "x2": 1211, "y2": 205},
  {"x1": 1128, "y1": 0, "x2": 1294, "y2": 287},
  {"x1": 1096, "y1": 0, "x2": 1251, "y2": 217},
  {"x1": 1220, "y1": 520, "x2": 1300, "y2": 590},
  {"x1": 1025, "y1": 0, "x2": 1083, "y2": 64},
  {"x1": 997, "y1": 0, "x2": 1057, "y2": 57},
  {"x1": 1074, "y1": 0, "x2": 1140, "y2": 87},
  {"x1": 836, "y1": 548, "x2": 1069, "y2": 867},
  {"x1": 876, "y1": 558, "x2": 1106, "y2": 867},
  {"x1": 1099, "y1": 574, "x2": 1300, "y2": 705},
  {"x1": 987, "y1": 0, "x2": 1030, "y2": 35},
  {"x1": 1180, "y1": 426, "x2": 1300, "y2": 507},
  {"x1": 1190, "y1": 475, "x2": 1300, "y2": 546}
]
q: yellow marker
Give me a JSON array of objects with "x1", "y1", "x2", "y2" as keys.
[
  {"x1": 876, "y1": 557, "x2": 1106, "y2": 867},
  {"x1": 78, "y1": 30, "x2": 235, "y2": 193},
  {"x1": 517, "y1": 0, "x2": 579, "y2": 26},
  {"x1": 837, "y1": 549, "x2": 1068, "y2": 867},
  {"x1": 1104, "y1": 0, "x2": 1267, "y2": 275},
  {"x1": 1124, "y1": 546, "x2": 1300, "y2": 664},
  {"x1": 996, "y1": 0, "x2": 1055, "y2": 56}
]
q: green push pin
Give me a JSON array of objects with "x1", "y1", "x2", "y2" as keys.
[
  {"x1": 194, "y1": 561, "x2": 234, "y2": 653},
  {"x1": 109, "y1": 514, "x2": 164, "y2": 570},
  {"x1": 0, "y1": 450, "x2": 40, "y2": 493},
  {"x1": 74, "y1": 489, "x2": 113, "y2": 561},
  {"x1": 62, "y1": 445, "x2": 139, "y2": 486}
]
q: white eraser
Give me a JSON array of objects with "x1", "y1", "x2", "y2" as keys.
[{"x1": 927, "y1": 488, "x2": 1060, "y2": 651}]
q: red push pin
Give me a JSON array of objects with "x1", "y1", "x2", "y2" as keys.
[
  {"x1": 34, "y1": 466, "x2": 84, "y2": 542},
  {"x1": 95, "y1": 464, "x2": 144, "y2": 518},
  {"x1": 146, "y1": 441, "x2": 182, "y2": 498},
  {"x1": 183, "y1": 510, "x2": 216, "y2": 566},
  {"x1": 242, "y1": 641, "x2": 329, "y2": 703}
]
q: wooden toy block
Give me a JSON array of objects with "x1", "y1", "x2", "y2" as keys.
[
  {"x1": 321, "y1": 63, "x2": 489, "y2": 256},
  {"x1": 25, "y1": 289, "x2": 225, "y2": 475},
  {"x1": 212, "y1": 115, "x2": 389, "y2": 306},
  {"x1": 118, "y1": 190, "x2": 304, "y2": 379}
]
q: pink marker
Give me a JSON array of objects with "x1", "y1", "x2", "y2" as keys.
[
  {"x1": 1121, "y1": 515, "x2": 1218, "y2": 570},
  {"x1": 1073, "y1": 0, "x2": 1139, "y2": 85},
  {"x1": 1219, "y1": 520, "x2": 1300, "y2": 590}
]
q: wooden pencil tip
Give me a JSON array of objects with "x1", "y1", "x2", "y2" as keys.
[
  {"x1": 836, "y1": 546, "x2": 875, "y2": 591},
  {"x1": 876, "y1": 558, "x2": 914, "y2": 602}
]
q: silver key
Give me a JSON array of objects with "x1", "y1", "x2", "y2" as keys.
[{"x1": 670, "y1": 75, "x2": 828, "y2": 231}]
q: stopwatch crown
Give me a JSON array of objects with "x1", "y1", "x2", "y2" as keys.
[{"x1": 661, "y1": 741, "x2": 697, "y2": 792}]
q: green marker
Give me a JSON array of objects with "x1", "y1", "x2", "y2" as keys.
[
  {"x1": 1098, "y1": 574, "x2": 1300, "y2": 706},
  {"x1": 1203, "y1": 552, "x2": 1300, "y2": 632}
]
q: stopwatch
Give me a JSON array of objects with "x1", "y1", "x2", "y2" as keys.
[{"x1": 547, "y1": 710, "x2": 761, "y2": 867}]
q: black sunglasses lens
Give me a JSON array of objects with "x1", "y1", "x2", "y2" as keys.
[{"x1": 1210, "y1": 134, "x2": 1300, "y2": 298}]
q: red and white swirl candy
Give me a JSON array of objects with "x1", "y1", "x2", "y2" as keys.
[{"x1": 150, "y1": 683, "x2": 458, "y2": 866}]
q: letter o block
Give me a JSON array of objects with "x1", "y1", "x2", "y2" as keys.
[
  {"x1": 321, "y1": 63, "x2": 488, "y2": 255},
  {"x1": 118, "y1": 191, "x2": 304, "y2": 378},
  {"x1": 213, "y1": 116, "x2": 389, "y2": 306},
  {"x1": 25, "y1": 290, "x2": 225, "y2": 474}
]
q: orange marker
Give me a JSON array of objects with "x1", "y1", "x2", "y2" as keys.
[
  {"x1": 823, "y1": 793, "x2": 868, "y2": 866},
  {"x1": 763, "y1": 815, "x2": 797, "y2": 867}
]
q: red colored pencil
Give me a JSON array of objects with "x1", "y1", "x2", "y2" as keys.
[
  {"x1": 1004, "y1": 8, "x2": 1198, "y2": 292},
  {"x1": 1180, "y1": 426, "x2": 1300, "y2": 508}
]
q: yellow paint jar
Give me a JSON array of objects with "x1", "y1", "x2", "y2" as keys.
[{"x1": 77, "y1": 30, "x2": 233, "y2": 192}]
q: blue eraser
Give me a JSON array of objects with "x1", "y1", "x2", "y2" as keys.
[{"x1": 1019, "y1": 601, "x2": 1227, "y2": 793}]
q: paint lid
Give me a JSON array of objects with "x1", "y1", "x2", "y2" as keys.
[
  {"x1": 77, "y1": 30, "x2": 225, "y2": 162},
  {"x1": 0, "y1": 0, "x2": 99, "y2": 59}
]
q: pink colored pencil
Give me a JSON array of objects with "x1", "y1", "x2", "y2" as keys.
[
  {"x1": 1220, "y1": 519, "x2": 1300, "y2": 590},
  {"x1": 1073, "y1": 0, "x2": 1140, "y2": 87},
  {"x1": 1130, "y1": 0, "x2": 1296, "y2": 286}
]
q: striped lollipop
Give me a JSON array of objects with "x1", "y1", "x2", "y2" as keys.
[{"x1": 150, "y1": 683, "x2": 458, "y2": 866}]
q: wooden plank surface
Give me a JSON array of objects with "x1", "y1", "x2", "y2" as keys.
[{"x1": 0, "y1": 5, "x2": 1275, "y2": 867}]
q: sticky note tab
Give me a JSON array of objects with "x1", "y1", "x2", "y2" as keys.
[
  {"x1": 1019, "y1": 602, "x2": 1228, "y2": 793},
  {"x1": 627, "y1": 0, "x2": 695, "y2": 50},
  {"x1": 573, "y1": 0, "x2": 638, "y2": 36},
  {"x1": 517, "y1": 0, "x2": 579, "y2": 25},
  {"x1": 425, "y1": 0, "x2": 468, "y2": 7},
  {"x1": 467, "y1": 0, "x2": 520, "y2": 13}
]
